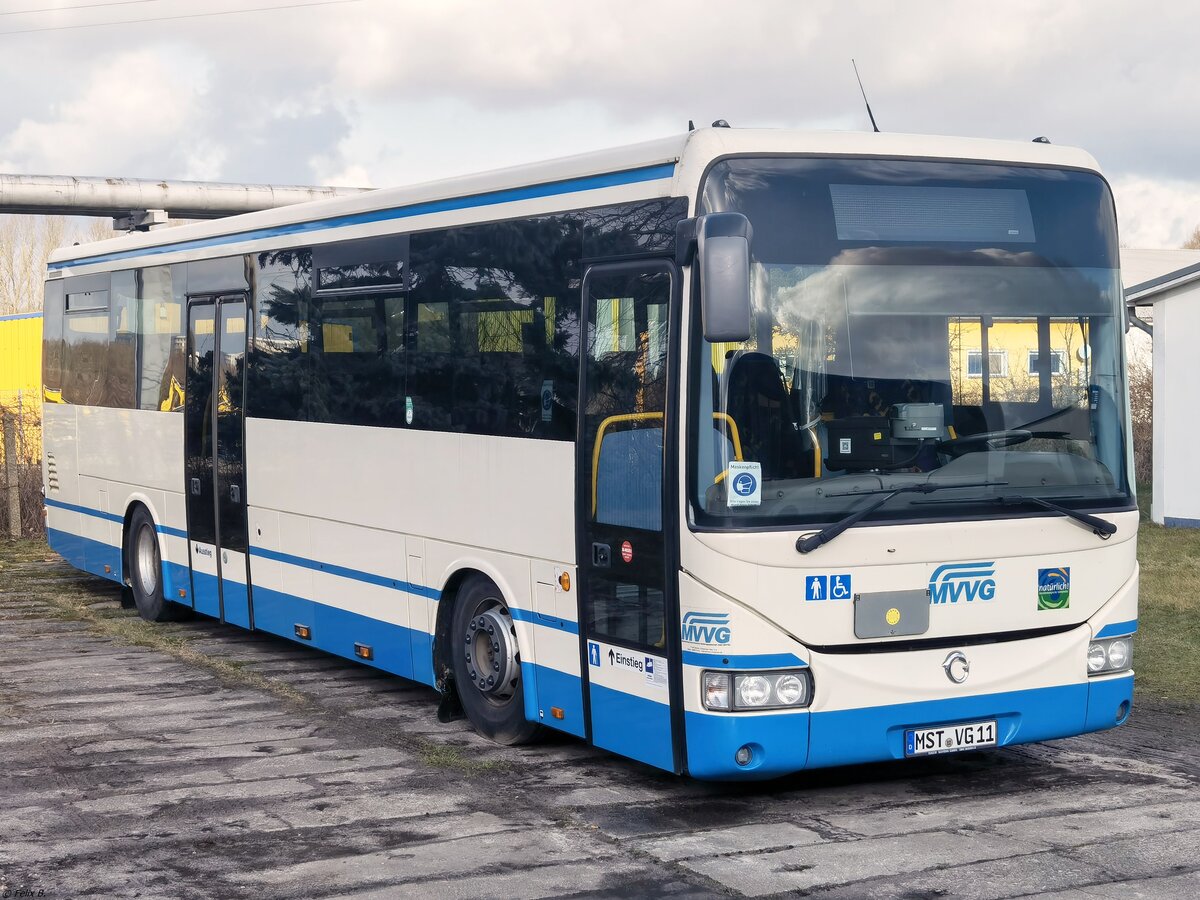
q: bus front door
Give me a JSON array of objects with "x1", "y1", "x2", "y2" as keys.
[
  {"x1": 184, "y1": 296, "x2": 252, "y2": 629},
  {"x1": 576, "y1": 261, "x2": 682, "y2": 773}
]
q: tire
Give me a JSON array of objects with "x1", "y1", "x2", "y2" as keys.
[
  {"x1": 450, "y1": 574, "x2": 541, "y2": 745},
  {"x1": 126, "y1": 506, "x2": 180, "y2": 622}
]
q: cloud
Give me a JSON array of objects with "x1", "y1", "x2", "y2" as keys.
[
  {"x1": 0, "y1": 1, "x2": 1196, "y2": 245},
  {"x1": 0, "y1": 47, "x2": 205, "y2": 176},
  {"x1": 1112, "y1": 175, "x2": 1200, "y2": 248}
]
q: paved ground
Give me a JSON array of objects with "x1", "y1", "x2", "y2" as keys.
[{"x1": 1, "y1": 550, "x2": 1198, "y2": 899}]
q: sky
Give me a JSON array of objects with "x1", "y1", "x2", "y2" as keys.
[{"x1": 0, "y1": 0, "x2": 1196, "y2": 248}]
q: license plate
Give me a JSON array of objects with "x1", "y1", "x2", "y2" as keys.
[{"x1": 905, "y1": 720, "x2": 997, "y2": 757}]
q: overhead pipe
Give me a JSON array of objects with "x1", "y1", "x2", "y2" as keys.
[{"x1": 0, "y1": 173, "x2": 373, "y2": 230}]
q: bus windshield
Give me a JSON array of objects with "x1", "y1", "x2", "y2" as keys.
[{"x1": 691, "y1": 158, "x2": 1131, "y2": 529}]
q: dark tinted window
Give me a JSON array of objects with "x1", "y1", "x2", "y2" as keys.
[
  {"x1": 314, "y1": 234, "x2": 408, "y2": 293},
  {"x1": 188, "y1": 256, "x2": 249, "y2": 294},
  {"x1": 701, "y1": 158, "x2": 1117, "y2": 268},
  {"x1": 248, "y1": 249, "x2": 312, "y2": 421},
  {"x1": 309, "y1": 293, "x2": 406, "y2": 427},
  {"x1": 582, "y1": 198, "x2": 687, "y2": 259},
  {"x1": 408, "y1": 216, "x2": 581, "y2": 439}
]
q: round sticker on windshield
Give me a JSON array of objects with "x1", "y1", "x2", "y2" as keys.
[
  {"x1": 732, "y1": 472, "x2": 757, "y2": 496},
  {"x1": 727, "y1": 461, "x2": 762, "y2": 508}
]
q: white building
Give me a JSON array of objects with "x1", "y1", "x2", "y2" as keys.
[{"x1": 1123, "y1": 248, "x2": 1200, "y2": 528}]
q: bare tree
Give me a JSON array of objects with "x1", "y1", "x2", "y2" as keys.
[
  {"x1": 1183, "y1": 225, "x2": 1200, "y2": 250},
  {"x1": 0, "y1": 215, "x2": 66, "y2": 315}
]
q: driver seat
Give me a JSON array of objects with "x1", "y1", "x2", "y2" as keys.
[{"x1": 723, "y1": 350, "x2": 807, "y2": 479}]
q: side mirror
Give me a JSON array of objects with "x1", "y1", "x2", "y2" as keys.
[{"x1": 695, "y1": 213, "x2": 753, "y2": 342}]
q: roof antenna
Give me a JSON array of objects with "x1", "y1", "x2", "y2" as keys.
[
  {"x1": 852, "y1": 59, "x2": 880, "y2": 133},
  {"x1": 688, "y1": 119, "x2": 695, "y2": 132}
]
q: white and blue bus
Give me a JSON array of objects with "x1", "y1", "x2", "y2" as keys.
[{"x1": 41, "y1": 128, "x2": 1138, "y2": 778}]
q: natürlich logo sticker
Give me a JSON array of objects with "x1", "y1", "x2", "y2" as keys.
[{"x1": 1037, "y1": 567, "x2": 1070, "y2": 610}]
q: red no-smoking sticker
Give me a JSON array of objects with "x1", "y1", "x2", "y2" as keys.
[{"x1": 620, "y1": 540, "x2": 633, "y2": 563}]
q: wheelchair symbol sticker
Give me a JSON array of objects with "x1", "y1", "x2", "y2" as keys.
[
  {"x1": 829, "y1": 574, "x2": 852, "y2": 600},
  {"x1": 726, "y1": 460, "x2": 762, "y2": 508}
]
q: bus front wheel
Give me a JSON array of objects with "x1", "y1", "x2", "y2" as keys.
[
  {"x1": 450, "y1": 574, "x2": 541, "y2": 745},
  {"x1": 125, "y1": 506, "x2": 180, "y2": 623}
]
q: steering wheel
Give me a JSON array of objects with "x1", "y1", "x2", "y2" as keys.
[{"x1": 939, "y1": 429, "x2": 1033, "y2": 457}]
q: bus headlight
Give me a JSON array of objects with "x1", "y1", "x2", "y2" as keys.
[
  {"x1": 1087, "y1": 636, "x2": 1132, "y2": 676},
  {"x1": 702, "y1": 669, "x2": 812, "y2": 711},
  {"x1": 737, "y1": 675, "x2": 772, "y2": 707}
]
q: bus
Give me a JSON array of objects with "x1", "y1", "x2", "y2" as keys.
[{"x1": 41, "y1": 128, "x2": 1137, "y2": 779}]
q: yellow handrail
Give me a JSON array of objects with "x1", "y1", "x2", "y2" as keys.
[
  {"x1": 591, "y1": 412, "x2": 663, "y2": 516},
  {"x1": 591, "y1": 411, "x2": 745, "y2": 514}
]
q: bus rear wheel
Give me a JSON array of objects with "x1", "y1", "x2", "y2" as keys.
[
  {"x1": 126, "y1": 507, "x2": 180, "y2": 622},
  {"x1": 450, "y1": 574, "x2": 540, "y2": 745}
]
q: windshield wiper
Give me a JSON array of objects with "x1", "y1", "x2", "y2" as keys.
[
  {"x1": 795, "y1": 480, "x2": 1002, "y2": 554},
  {"x1": 992, "y1": 495, "x2": 1117, "y2": 539},
  {"x1": 912, "y1": 493, "x2": 1118, "y2": 539}
]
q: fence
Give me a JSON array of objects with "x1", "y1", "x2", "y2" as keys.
[{"x1": 0, "y1": 398, "x2": 44, "y2": 539}]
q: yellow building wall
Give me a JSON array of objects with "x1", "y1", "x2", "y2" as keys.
[
  {"x1": 0, "y1": 312, "x2": 43, "y2": 464},
  {"x1": 949, "y1": 318, "x2": 1087, "y2": 404},
  {"x1": 0, "y1": 312, "x2": 42, "y2": 407}
]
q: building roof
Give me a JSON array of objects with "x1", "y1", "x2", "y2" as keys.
[{"x1": 1122, "y1": 248, "x2": 1200, "y2": 304}]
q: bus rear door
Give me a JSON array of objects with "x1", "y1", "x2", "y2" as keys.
[{"x1": 184, "y1": 296, "x2": 252, "y2": 628}]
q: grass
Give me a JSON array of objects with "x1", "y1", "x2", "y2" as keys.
[
  {"x1": 1134, "y1": 497, "x2": 1200, "y2": 706},
  {"x1": 415, "y1": 739, "x2": 510, "y2": 774}
]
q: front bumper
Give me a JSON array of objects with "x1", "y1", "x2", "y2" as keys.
[{"x1": 683, "y1": 625, "x2": 1134, "y2": 780}]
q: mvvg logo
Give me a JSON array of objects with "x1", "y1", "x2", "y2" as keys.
[
  {"x1": 929, "y1": 562, "x2": 997, "y2": 604},
  {"x1": 681, "y1": 611, "x2": 732, "y2": 645}
]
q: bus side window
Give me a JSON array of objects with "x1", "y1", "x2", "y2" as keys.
[
  {"x1": 407, "y1": 217, "x2": 579, "y2": 439},
  {"x1": 42, "y1": 280, "x2": 65, "y2": 402},
  {"x1": 62, "y1": 280, "x2": 110, "y2": 407},
  {"x1": 308, "y1": 292, "x2": 405, "y2": 428},
  {"x1": 138, "y1": 265, "x2": 186, "y2": 412},
  {"x1": 105, "y1": 270, "x2": 138, "y2": 410},
  {"x1": 249, "y1": 248, "x2": 313, "y2": 422}
]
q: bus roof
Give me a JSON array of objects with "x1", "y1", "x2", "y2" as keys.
[{"x1": 48, "y1": 128, "x2": 1103, "y2": 272}]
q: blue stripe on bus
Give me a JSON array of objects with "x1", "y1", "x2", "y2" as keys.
[
  {"x1": 47, "y1": 528, "x2": 122, "y2": 584},
  {"x1": 1094, "y1": 619, "x2": 1137, "y2": 639},
  {"x1": 508, "y1": 606, "x2": 579, "y2": 635},
  {"x1": 248, "y1": 545, "x2": 440, "y2": 599},
  {"x1": 682, "y1": 650, "x2": 807, "y2": 669},
  {"x1": 49, "y1": 162, "x2": 678, "y2": 270},
  {"x1": 248, "y1": 584, "x2": 425, "y2": 684},
  {"x1": 45, "y1": 497, "x2": 124, "y2": 523},
  {"x1": 589, "y1": 681, "x2": 675, "y2": 772},
  {"x1": 191, "y1": 567, "x2": 222, "y2": 618},
  {"x1": 520, "y1": 662, "x2": 587, "y2": 738},
  {"x1": 0, "y1": 311, "x2": 42, "y2": 321},
  {"x1": 46, "y1": 497, "x2": 188, "y2": 538}
]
